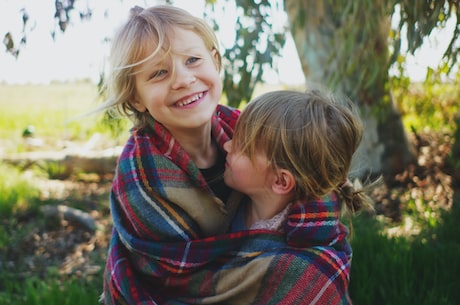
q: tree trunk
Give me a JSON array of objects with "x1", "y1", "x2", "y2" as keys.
[
  {"x1": 449, "y1": 112, "x2": 460, "y2": 186},
  {"x1": 284, "y1": 0, "x2": 416, "y2": 176}
]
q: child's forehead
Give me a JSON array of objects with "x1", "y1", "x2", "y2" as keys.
[
  {"x1": 140, "y1": 30, "x2": 207, "y2": 60},
  {"x1": 169, "y1": 28, "x2": 208, "y2": 50}
]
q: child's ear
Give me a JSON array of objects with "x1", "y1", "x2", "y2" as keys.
[
  {"x1": 129, "y1": 94, "x2": 147, "y2": 112},
  {"x1": 272, "y1": 169, "x2": 295, "y2": 195},
  {"x1": 211, "y1": 48, "x2": 221, "y2": 71}
]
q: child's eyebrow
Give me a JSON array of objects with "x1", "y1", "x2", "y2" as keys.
[
  {"x1": 173, "y1": 46, "x2": 205, "y2": 54},
  {"x1": 139, "y1": 53, "x2": 169, "y2": 69}
]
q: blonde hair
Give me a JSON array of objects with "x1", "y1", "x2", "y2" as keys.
[
  {"x1": 233, "y1": 89, "x2": 375, "y2": 214},
  {"x1": 102, "y1": 5, "x2": 222, "y2": 129}
]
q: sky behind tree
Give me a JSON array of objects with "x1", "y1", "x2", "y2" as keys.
[{"x1": 0, "y1": 0, "x2": 455, "y2": 85}]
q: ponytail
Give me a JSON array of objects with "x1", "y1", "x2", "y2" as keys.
[
  {"x1": 336, "y1": 178, "x2": 376, "y2": 214},
  {"x1": 336, "y1": 177, "x2": 383, "y2": 215},
  {"x1": 336, "y1": 177, "x2": 382, "y2": 236}
]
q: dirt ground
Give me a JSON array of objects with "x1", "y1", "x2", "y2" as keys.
[{"x1": 1, "y1": 130, "x2": 458, "y2": 284}]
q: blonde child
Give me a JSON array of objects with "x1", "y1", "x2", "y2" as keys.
[
  {"x1": 102, "y1": 4, "x2": 242, "y2": 304},
  {"x1": 102, "y1": 4, "x2": 240, "y2": 237}
]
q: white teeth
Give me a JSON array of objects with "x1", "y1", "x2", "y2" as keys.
[{"x1": 176, "y1": 92, "x2": 203, "y2": 107}]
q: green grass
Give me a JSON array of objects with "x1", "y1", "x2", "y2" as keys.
[
  {"x1": 0, "y1": 159, "x2": 107, "y2": 305},
  {"x1": 0, "y1": 274, "x2": 102, "y2": 305},
  {"x1": 349, "y1": 201, "x2": 460, "y2": 305},
  {"x1": 0, "y1": 162, "x2": 40, "y2": 216},
  {"x1": 0, "y1": 82, "x2": 128, "y2": 153}
]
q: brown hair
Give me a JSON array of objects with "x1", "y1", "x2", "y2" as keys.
[
  {"x1": 233, "y1": 89, "x2": 376, "y2": 214},
  {"x1": 101, "y1": 5, "x2": 222, "y2": 129}
]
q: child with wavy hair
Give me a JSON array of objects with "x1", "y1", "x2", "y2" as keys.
[{"x1": 224, "y1": 89, "x2": 375, "y2": 235}]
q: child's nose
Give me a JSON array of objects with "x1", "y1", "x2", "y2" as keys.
[{"x1": 171, "y1": 66, "x2": 196, "y2": 90}]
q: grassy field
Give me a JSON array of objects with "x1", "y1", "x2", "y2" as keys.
[
  {"x1": 0, "y1": 82, "x2": 128, "y2": 154},
  {"x1": 350, "y1": 207, "x2": 460, "y2": 304},
  {"x1": 0, "y1": 82, "x2": 459, "y2": 304}
]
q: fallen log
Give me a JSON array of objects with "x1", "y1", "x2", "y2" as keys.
[
  {"x1": 1, "y1": 147, "x2": 121, "y2": 178},
  {"x1": 41, "y1": 204, "x2": 99, "y2": 232}
]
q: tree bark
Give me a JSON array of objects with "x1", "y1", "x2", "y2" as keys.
[
  {"x1": 449, "y1": 112, "x2": 460, "y2": 186},
  {"x1": 284, "y1": 0, "x2": 416, "y2": 175}
]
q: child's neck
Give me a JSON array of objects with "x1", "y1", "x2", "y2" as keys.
[
  {"x1": 190, "y1": 141, "x2": 218, "y2": 169},
  {"x1": 245, "y1": 196, "x2": 291, "y2": 227},
  {"x1": 171, "y1": 124, "x2": 217, "y2": 168}
]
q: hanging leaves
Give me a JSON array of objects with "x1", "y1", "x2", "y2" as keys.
[
  {"x1": 393, "y1": 0, "x2": 460, "y2": 68},
  {"x1": 54, "y1": 0, "x2": 76, "y2": 32},
  {"x1": 207, "y1": 0, "x2": 287, "y2": 107},
  {"x1": 3, "y1": 32, "x2": 19, "y2": 58}
]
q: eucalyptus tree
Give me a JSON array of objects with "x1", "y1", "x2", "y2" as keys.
[{"x1": 282, "y1": 0, "x2": 459, "y2": 175}]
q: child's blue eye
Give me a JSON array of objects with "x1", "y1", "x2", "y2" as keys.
[
  {"x1": 187, "y1": 57, "x2": 200, "y2": 64},
  {"x1": 150, "y1": 69, "x2": 167, "y2": 79}
]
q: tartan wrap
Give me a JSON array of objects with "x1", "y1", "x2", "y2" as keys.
[{"x1": 103, "y1": 105, "x2": 353, "y2": 305}]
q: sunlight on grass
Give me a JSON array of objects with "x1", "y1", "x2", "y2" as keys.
[
  {"x1": 0, "y1": 83, "x2": 99, "y2": 134},
  {"x1": 0, "y1": 82, "x2": 129, "y2": 153},
  {"x1": 0, "y1": 163, "x2": 40, "y2": 216},
  {"x1": 393, "y1": 81, "x2": 459, "y2": 133},
  {"x1": 350, "y1": 207, "x2": 460, "y2": 305}
]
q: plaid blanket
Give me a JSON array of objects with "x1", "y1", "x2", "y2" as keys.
[{"x1": 103, "y1": 105, "x2": 353, "y2": 305}]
